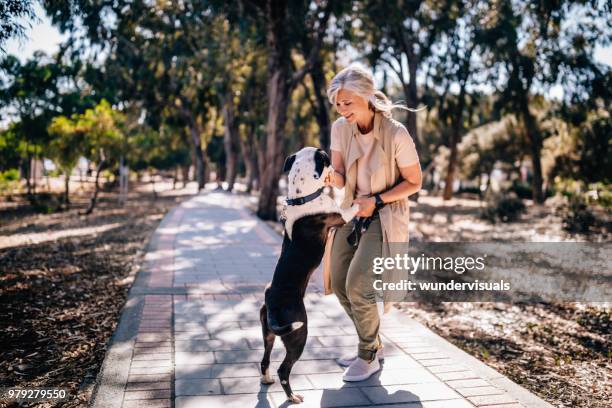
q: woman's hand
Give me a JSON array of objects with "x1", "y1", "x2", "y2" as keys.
[{"x1": 354, "y1": 197, "x2": 376, "y2": 217}]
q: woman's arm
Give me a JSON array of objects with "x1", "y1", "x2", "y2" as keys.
[
  {"x1": 326, "y1": 149, "x2": 346, "y2": 188},
  {"x1": 353, "y1": 162, "x2": 422, "y2": 216},
  {"x1": 379, "y1": 162, "x2": 422, "y2": 202}
]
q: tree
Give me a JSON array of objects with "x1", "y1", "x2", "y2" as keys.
[
  {"x1": 237, "y1": 52, "x2": 268, "y2": 192},
  {"x1": 0, "y1": 0, "x2": 37, "y2": 52},
  {"x1": 0, "y1": 124, "x2": 22, "y2": 171},
  {"x1": 426, "y1": 1, "x2": 482, "y2": 200},
  {"x1": 458, "y1": 115, "x2": 524, "y2": 197},
  {"x1": 47, "y1": 115, "x2": 83, "y2": 205},
  {"x1": 223, "y1": 0, "x2": 334, "y2": 220},
  {"x1": 43, "y1": 1, "x2": 216, "y2": 191},
  {"x1": 356, "y1": 0, "x2": 462, "y2": 148},
  {"x1": 476, "y1": 0, "x2": 610, "y2": 203},
  {"x1": 0, "y1": 51, "x2": 88, "y2": 195},
  {"x1": 210, "y1": 17, "x2": 261, "y2": 192},
  {"x1": 76, "y1": 100, "x2": 124, "y2": 214}
]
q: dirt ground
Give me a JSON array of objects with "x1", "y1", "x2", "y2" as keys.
[
  {"x1": 0, "y1": 180, "x2": 198, "y2": 408},
  {"x1": 400, "y1": 194, "x2": 611, "y2": 408},
  {"x1": 1, "y1": 183, "x2": 609, "y2": 408},
  {"x1": 398, "y1": 302, "x2": 610, "y2": 408}
]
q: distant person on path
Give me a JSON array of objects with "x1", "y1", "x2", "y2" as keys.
[{"x1": 323, "y1": 65, "x2": 422, "y2": 382}]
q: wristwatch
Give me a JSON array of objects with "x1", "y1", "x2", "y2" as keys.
[{"x1": 373, "y1": 193, "x2": 385, "y2": 210}]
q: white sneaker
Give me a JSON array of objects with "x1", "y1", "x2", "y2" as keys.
[
  {"x1": 336, "y1": 347, "x2": 384, "y2": 367},
  {"x1": 342, "y1": 356, "x2": 381, "y2": 382}
]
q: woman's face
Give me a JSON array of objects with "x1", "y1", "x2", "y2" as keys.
[{"x1": 334, "y1": 88, "x2": 370, "y2": 125}]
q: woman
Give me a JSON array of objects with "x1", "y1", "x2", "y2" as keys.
[{"x1": 323, "y1": 65, "x2": 422, "y2": 382}]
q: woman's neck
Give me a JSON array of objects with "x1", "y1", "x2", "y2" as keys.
[{"x1": 357, "y1": 111, "x2": 375, "y2": 134}]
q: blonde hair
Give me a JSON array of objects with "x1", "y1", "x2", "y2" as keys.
[{"x1": 327, "y1": 64, "x2": 422, "y2": 118}]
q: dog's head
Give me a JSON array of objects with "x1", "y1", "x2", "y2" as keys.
[
  {"x1": 283, "y1": 147, "x2": 332, "y2": 197},
  {"x1": 282, "y1": 146, "x2": 359, "y2": 240}
]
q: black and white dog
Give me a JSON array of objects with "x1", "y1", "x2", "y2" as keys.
[{"x1": 259, "y1": 147, "x2": 358, "y2": 403}]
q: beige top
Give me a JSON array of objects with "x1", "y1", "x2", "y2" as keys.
[
  {"x1": 330, "y1": 119, "x2": 419, "y2": 198},
  {"x1": 324, "y1": 111, "x2": 421, "y2": 312}
]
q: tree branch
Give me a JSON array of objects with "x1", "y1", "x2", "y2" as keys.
[
  {"x1": 290, "y1": 1, "x2": 332, "y2": 87},
  {"x1": 378, "y1": 55, "x2": 404, "y2": 84}
]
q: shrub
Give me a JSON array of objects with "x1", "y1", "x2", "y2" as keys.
[
  {"x1": 560, "y1": 196, "x2": 597, "y2": 234},
  {"x1": 511, "y1": 180, "x2": 555, "y2": 200},
  {"x1": 481, "y1": 194, "x2": 526, "y2": 223},
  {"x1": 457, "y1": 186, "x2": 481, "y2": 195},
  {"x1": 27, "y1": 193, "x2": 64, "y2": 214},
  {"x1": 0, "y1": 169, "x2": 20, "y2": 196}
]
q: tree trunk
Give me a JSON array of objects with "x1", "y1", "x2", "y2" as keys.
[
  {"x1": 443, "y1": 82, "x2": 468, "y2": 201},
  {"x1": 187, "y1": 121, "x2": 207, "y2": 191},
  {"x1": 257, "y1": 0, "x2": 291, "y2": 220},
  {"x1": 84, "y1": 158, "x2": 105, "y2": 215},
  {"x1": 520, "y1": 98, "x2": 544, "y2": 203},
  {"x1": 239, "y1": 125, "x2": 258, "y2": 193},
  {"x1": 222, "y1": 92, "x2": 240, "y2": 192},
  {"x1": 31, "y1": 155, "x2": 37, "y2": 195},
  {"x1": 406, "y1": 60, "x2": 419, "y2": 147},
  {"x1": 310, "y1": 60, "x2": 331, "y2": 151},
  {"x1": 254, "y1": 131, "x2": 265, "y2": 192},
  {"x1": 150, "y1": 172, "x2": 157, "y2": 200},
  {"x1": 22, "y1": 150, "x2": 31, "y2": 196},
  {"x1": 182, "y1": 165, "x2": 190, "y2": 187},
  {"x1": 257, "y1": 70, "x2": 290, "y2": 219},
  {"x1": 484, "y1": 168, "x2": 493, "y2": 200},
  {"x1": 443, "y1": 131, "x2": 459, "y2": 200},
  {"x1": 64, "y1": 170, "x2": 70, "y2": 206},
  {"x1": 44, "y1": 160, "x2": 51, "y2": 192}
]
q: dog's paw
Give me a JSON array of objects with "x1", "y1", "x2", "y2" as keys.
[
  {"x1": 341, "y1": 204, "x2": 360, "y2": 222},
  {"x1": 287, "y1": 393, "x2": 304, "y2": 403},
  {"x1": 260, "y1": 374, "x2": 275, "y2": 385}
]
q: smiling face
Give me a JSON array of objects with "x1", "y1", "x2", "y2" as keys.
[{"x1": 334, "y1": 88, "x2": 371, "y2": 126}]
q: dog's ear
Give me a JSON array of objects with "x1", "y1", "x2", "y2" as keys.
[
  {"x1": 313, "y1": 149, "x2": 330, "y2": 179},
  {"x1": 283, "y1": 154, "x2": 297, "y2": 173}
]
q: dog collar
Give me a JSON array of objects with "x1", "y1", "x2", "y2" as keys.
[{"x1": 286, "y1": 187, "x2": 325, "y2": 206}]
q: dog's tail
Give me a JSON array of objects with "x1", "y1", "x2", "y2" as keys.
[
  {"x1": 264, "y1": 297, "x2": 304, "y2": 336},
  {"x1": 269, "y1": 321, "x2": 304, "y2": 336}
]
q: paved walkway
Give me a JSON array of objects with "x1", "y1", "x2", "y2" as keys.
[{"x1": 91, "y1": 191, "x2": 553, "y2": 408}]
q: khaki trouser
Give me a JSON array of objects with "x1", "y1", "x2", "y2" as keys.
[{"x1": 330, "y1": 214, "x2": 382, "y2": 362}]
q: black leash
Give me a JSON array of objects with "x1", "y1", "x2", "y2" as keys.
[{"x1": 346, "y1": 205, "x2": 385, "y2": 247}]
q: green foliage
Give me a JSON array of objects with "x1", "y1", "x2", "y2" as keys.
[
  {"x1": 127, "y1": 124, "x2": 191, "y2": 173},
  {"x1": 0, "y1": 168, "x2": 20, "y2": 195},
  {"x1": 553, "y1": 178, "x2": 612, "y2": 209},
  {"x1": 0, "y1": 168, "x2": 19, "y2": 181},
  {"x1": 558, "y1": 196, "x2": 597, "y2": 234},
  {"x1": 26, "y1": 192, "x2": 64, "y2": 214},
  {"x1": 457, "y1": 115, "x2": 523, "y2": 181},
  {"x1": 548, "y1": 110, "x2": 611, "y2": 185},
  {"x1": 0, "y1": 0, "x2": 37, "y2": 51},
  {"x1": 510, "y1": 181, "x2": 554, "y2": 200},
  {"x1": 78, "y1": 100, "x2": 125, "y2": 161},
  {"x1": 0, "y1": 124, "x2": 22, "y2": 170},
  {"x1": 45, "y1": 99, "x2": 125, "y2": 171},
  {"x1": 47, "y1": 115, "x2": 83, "y2": 174}
]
